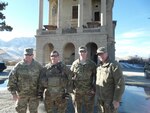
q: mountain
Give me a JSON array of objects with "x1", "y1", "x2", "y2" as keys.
[
  {"x1": 1, "y1": 37, "x2": 36, "y2": 48},
  {"x1": 0, "y1": 37, "x2": 36, "y2": 61}
]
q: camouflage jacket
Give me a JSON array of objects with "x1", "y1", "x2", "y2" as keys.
[
  {"x1": 144, "y1": 63, "x2": 150, "y2": 72},
  {"x1": 39, "y1": 62, "x2": 72, "y2": 93},
  {"x1": 71, "y1": 59, "x2": 96, "y2": 92},
  {"x1": 7, "y1": 59, "x2": 42, "y2": 96},
  {"x1": 96, "y1": 59, "x2": 125, "y2": 102}
]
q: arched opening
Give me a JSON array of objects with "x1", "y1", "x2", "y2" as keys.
[
  {"x1": 43, "y1": 43, "x2": 54, "y2": 65},
  {"x1": 86, "y1": 43, "x2": 98, "y2": 64},
  {"x1": 63, "y1": 43, "x2": 75, "y2": 65}
]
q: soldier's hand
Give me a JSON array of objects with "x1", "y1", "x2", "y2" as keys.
[
  {"x1": 12, "y1": 94, "x2": 19, "y2": 101},
  {"x1": 91, "y1": 90, "x2": 95, "y2": 95},
  {"x1": 88, "y1": 90, "x2": 95, "y2": 97},
  {"x1": 62, "y1": 93, "x2": 70, "y2": 100},
  {"x1": 113, "y1": 100, "x2": 120, "y2": 109},
  {"x1": 37, "y1": 92, "x2": 43, "y2": 101}
]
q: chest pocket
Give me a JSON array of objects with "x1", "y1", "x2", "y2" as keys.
[
  {"x1": 74, "y1": 63, "x2": 91, "y2": 80},
  {"x1": 99, "y1": 65, "x2": 113, "y2": 85},
  {"x1": 48, "y1": 77, "x2": 60, "y2": 87},
  {"x1": 46, "y1": 64, "x2": 67, "y2": 88}
]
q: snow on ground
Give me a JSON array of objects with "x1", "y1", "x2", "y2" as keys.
[{"x1": 120, "y1": 62, "x2": 144, "y2": 70}]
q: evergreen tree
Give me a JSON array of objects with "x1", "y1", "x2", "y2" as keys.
[{"x1": 0, "y1": 2, "x2": 13, "y2": 31}]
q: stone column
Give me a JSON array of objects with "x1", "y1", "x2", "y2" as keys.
[
  {"x1": 39, "y1": 0, "x2": 44, "y2": 30},
  {"x1": 77, "y1": 0, "x2": 83, "y2": 32},
  {"x1": 57, "y1": 0, "x2": 62, "y2": 33},
  {"x1": 57, "y1": 0, "x2": 62, "y2": 28},
  {"x1": 101, "y1": 0, "x2": 106, "y2": 26},
  {"x1": 78, "y1": 0, "x2": 83, "y2": 27},
  {"x1": 48, "y1": 0, "x2": 51, "y2": 25}
]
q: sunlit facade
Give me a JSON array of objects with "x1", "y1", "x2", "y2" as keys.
[{"x1": 35, "y1": 0, "x2": 116, "y2": 65}]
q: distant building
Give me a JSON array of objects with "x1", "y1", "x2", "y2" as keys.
[{"x1": 35, "y1": 0, "x2": 116, "y2": 65}]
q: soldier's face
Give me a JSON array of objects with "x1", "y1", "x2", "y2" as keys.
[
  {"x1": 24, "y1": 54, "x2": 34, "y2": 64},
  {"x1": 50, "y1": 55, "x2": 59, "y2": 64},
  {"x1": 79, "y1": 51, "x2": 87, "y2": 59},
  {"x1": 98, "y1": 52, "x2": 108, "y2": 62}
]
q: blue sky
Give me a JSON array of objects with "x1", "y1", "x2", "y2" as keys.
[
  {"x1": 0, "y1": 0, "x2": 150, "y2": 58},
  {"x1": 113, "y1": 0, "x2": 150, "y2": 58}
]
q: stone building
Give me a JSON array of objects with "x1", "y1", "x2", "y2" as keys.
[{"x1": 35, "y1": 0, "x2": 116, "y2": 65}]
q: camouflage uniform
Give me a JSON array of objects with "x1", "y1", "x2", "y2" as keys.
[
  {"x1": 39, "y1": 62, "x2": 72, "y2": 113},
  {"x1": 144, "y1": 63, "x2": 150, "y2": 71},
  {"x1": 7, "y1": 59, "x2": 42, "y2": 113},
  {"x1": 96, "y1": 59, "x2": 125, "y2": 113},
  {"x1": 144, "y1": 63, "x2": 150, "y2": 79},
  {"x1": 71, "y1": 59, "x2": 96, "y2": 113}
]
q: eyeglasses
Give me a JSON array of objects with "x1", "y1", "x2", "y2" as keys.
[
  {"x1": 25, "y1": 54, "x2": 33, "y2": 56},
  {"x1": 50, "y1": 55, "x2": 58, "y2": 57},
  {"x1": 79, "y1": 50, "x2": 87, "y2": 53},
  {"x1": 97, "y1": 53, "x2": 104, "y2": 56}
]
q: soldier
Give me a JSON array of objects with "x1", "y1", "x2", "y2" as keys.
[
  {"x1": 144, "y1": 62, "x2": 150, "y2": 72},
  {"x1": 38, "y1": 50, "x2": 72, "y2": 113},
  {"x1": 144, "y1": 62, "x2": 150, "y2": 79},
  {"x1": 7, "y1": 48, "x2": 42, "y2": 113},
  {"x1": 96, "y1": 47, "x2": 125, "y2": 113},
  {"x1": 70, "y1": 46, "x2": 96, "y2": 113}
]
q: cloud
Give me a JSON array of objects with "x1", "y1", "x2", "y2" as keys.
[
  {"x1": 116, "y1": 38, "x2": 134, "y2": 45},
  {"x1": 117, "y1": 28, "x2": 150, "y2": 39},
  {"x1": 115, "y1": 29, "x2": 150, "y2": 58},
  {"x1": 121, "y1": 31, "x2": 144, "y2": 38},
  {"x1": 116, "y1": 43, "x2": 150, "y2": 58}
]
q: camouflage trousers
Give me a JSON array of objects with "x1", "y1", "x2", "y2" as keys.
[
  {"x1": 96, "y1": 99, "x2": 117, "y2": 113},
  {"x1": 15, "y1": 95, "x2": 39, "y2": 113},
  {"x1": 72, "y1": 91, "x2": 95, "y2": 113},
  {"x1": 44, "y1": 90, "x2": 67, "y2": 113}
]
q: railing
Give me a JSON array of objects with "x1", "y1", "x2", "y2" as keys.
[
  {"x1": 62, "y1": 27, "x2": 77, "y2": 34},
  {"x1": 44, "y1": 25, "x2": 57, "y2": 30},
  {"x1": 83, "y1": 27, "x2": 101, "y2": 32},
  {"x1": 87, "y1": 21, "x2": 100, "y2": 28},
  {"x1": 40, "y1": 21, "x2": 102, "y2": 35}
]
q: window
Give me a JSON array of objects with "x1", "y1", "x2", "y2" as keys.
[
  {"x1": 94, "y1": 12, "x2": 100, "y2": 21},
  {"x1": 72, "y1": 6, "x2": 78, "y2": 19}
]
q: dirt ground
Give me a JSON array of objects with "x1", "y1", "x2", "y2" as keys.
[
  {"x1": 0, "y1": 67, "x2": 46, "y2": 113},
  {"x1": 0, "y1": 89, "x2": 16, "y2": 113},
  {"x1": 0, "y1": 89, "x2": 46, "y2": 113}
]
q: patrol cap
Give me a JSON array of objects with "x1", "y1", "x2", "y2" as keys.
[
  {"x1": 24, "y1": 48, "x2": 33, "y2": 55},
  {"x1": 97, "y1": 47, "x2": 107, "y2": 54},
  {"x1": 50, "y1": 50, "x2": 59, "y2": 57},
  {"x1": 78, "y1": 46, "x2": 87, "y2": 52}
]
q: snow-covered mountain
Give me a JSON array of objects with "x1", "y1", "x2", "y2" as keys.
[{"x1": 0, "y1": 37, "x2": 36, "y2": 61}]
